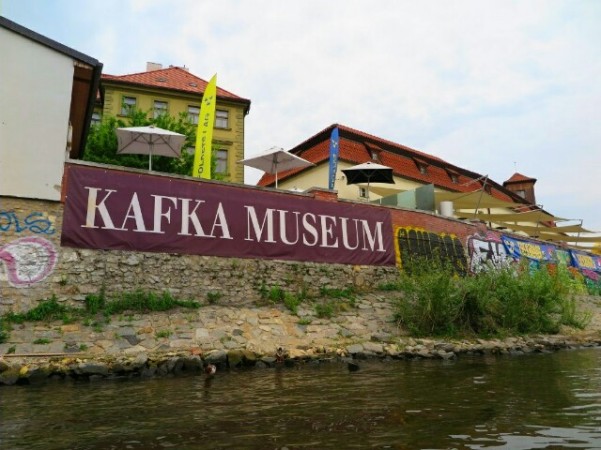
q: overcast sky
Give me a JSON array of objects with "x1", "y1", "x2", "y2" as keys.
[{"x1": 4, "y1": 0, "x2": 600, "y2": 234}]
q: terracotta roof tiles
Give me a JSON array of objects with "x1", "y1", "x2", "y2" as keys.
[
  {"x1": 504, "y1": 172, "x2": 537, "y2": 184},
  {"x1": 257, "y1": 123, "x2": 526, "y2": 205},
  {"x1": 101, "y1": 66, "x2": 250, "y2": 104}
]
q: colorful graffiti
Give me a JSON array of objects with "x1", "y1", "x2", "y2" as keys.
[
  {"x1": 0, "y1": 210, "x2": 56, "y2": 235},
  {"x1": 467, "y1": 232, "x2": 512, "y2": 273},
  {"x1": 501, "y1": 236, "x2": 556, "y2": 262},
  {"x1": 396, "y1": 227, "x2": 466, "y2": 273},
  {"x1": 0, "y1": 237, "x2": 58, "y2": 287}
]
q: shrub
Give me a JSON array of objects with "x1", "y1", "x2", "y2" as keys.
[
  {"x1": 394, "y1": 258, "x2": 590, "y2": 338},
  {"x1": 283, "y1": 292, "x2": 301, "y2": 314},
  {"x1": 315, "y1": 302, "x2": 334, "y2": 318}
]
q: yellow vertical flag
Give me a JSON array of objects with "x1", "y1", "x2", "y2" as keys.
[{"x1": 192, "y1": 73, "x2": 217, "y2": 179}]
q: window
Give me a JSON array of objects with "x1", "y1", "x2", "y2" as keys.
[
  {"x1": 153, "y1": 100, "x2": 168, "y2": 118},
  {"x1": 91, "y1": 112, "x2": 101, "y2": 126},
  {"x1": 450, "y1": 173, "x2": 459, "y2": 184},
  {"x1": 188, "y1": 105, "x2": 200, "y2": 125},
  {"x1": 215, "y1": 149, "x2": 228, "y2": 175},
  {"x1": 215, "y1": 109, "x2": 229, "y2": 128},
  {"x1": 418, "y1": 164, "x2": 428, "y2": 174},
  {"x1": 359, "y1": 187, "x2": 368, "y2": 198},
  {"x1": 516, "y1": 189, "x2": 526, "y2": 198},
  {"x1": 121, "y1": 96, "x2": 136, "y2": 116}
]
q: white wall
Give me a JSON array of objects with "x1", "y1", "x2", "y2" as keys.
[{"x1": 0, "y1": 27, "x2": 74, "y2": 201}]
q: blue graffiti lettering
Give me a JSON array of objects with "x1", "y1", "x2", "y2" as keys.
[{"x1": 0, "y1": 211, "x2": 56, "y2": 235}]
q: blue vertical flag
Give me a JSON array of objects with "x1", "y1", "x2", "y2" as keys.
[{"x1": 328, "y1": 127, "x2": 339, "y2": 190}]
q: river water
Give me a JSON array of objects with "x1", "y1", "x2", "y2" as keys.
[{"x1": 1, "y1": 348, "x2": 600, "y2": 450}]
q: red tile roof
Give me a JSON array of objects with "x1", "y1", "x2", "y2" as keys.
[
  {"x1": 257, "y1": 123, "x2": 526, "y2": 205},
  {"x1": 503, "y1": 172, "x2": 537, "y2": 184},
  {"x1": 102, "y1": 66, "x2": 250, "y2": 108}
]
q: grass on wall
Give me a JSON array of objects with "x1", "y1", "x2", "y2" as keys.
[{"x1": 391, "y1": 258, "x2": 590, "y2": 338}]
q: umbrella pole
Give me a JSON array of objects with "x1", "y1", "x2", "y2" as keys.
[{"x1": 149, "y1": 142, "x2": 153, "y2": 171}]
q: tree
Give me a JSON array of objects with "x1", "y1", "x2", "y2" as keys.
[{"x1": 83, "y1": 109, "x2": 224, "y2": 179}]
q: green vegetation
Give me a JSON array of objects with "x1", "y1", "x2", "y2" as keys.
[
  {"x1": 4, "y1": 296, "x2": 69, "y2": 324},
  {"x1": 0, "y1": 290, "x2": 201, "y2": 343},
  {"x1": 257, "y1": 283, "x2": 357, "y2": 317},
  {"x1": 268, "y1": 286, "x2": 286, "y2": 302},
  {"x1": 155, "y1": 329, "x2": 173, "y2": 339},
  {"x1": 207, "y1": 292, "x2": 222, "y2": 305},
  {"x1": 392, "y1": 258, "x2": 590, "y2": 338},
  {"x1": 101, "y1": 290, "x2": 200, "y2": 315},
  {"x1": 33, "y1": 338, "x2": 51, "y2": 345},
  {"x1": 84, "y1": 110, "x2": 226, "y2": 179},
  {"x1": 0, "y1": 320, "x2": 9, "y2": 344},
  {"x1": 315, "y1": 302, "x2": 335, "y2": 319},
  {"x1": 283, "y1": 292, "x2": 302, "y2": 315}
]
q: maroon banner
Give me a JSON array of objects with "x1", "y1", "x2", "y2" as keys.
[{"x1": 61, "y1": 165, "x2": 395, "y2": 266}]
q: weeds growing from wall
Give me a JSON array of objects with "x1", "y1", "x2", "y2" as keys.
[
  {"x1": 393, "y1": 258, "x2": 590, "y2": 338},
  {"x1": 0, "y1": 289, "x2": 201, "y2": 343}
]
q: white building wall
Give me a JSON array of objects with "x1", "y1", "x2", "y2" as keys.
[{"x1": 0, "y1": 27, "x2": 74, "y2": 201}]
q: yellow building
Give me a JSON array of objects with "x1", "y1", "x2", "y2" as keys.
[{"x1": 98, "y1": 63, "x2": 251, "y2": 182}]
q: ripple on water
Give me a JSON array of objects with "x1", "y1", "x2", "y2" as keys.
[{"x1": 1, "y1": 349, "x2": 601, "y2": 449}]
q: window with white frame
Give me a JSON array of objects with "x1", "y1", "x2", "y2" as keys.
[
  {"x1": 121, "y1": 96, "x2": 136, "y2": 116},
  {"x1": 188, "y1": 105, "x2": 200, "y2": 124},
  {"x1": 359, "y1": 187, "x2": 368, "y2": 198},
  {"x1": 153, "y1": 100, "x2": 168, "y2": 118},
  {"x1": 215, "y1": 109, "x2": 229, "y2": 128},
  {"x1": 216, "y1": 149, "x2": 228, "y2": 175}
]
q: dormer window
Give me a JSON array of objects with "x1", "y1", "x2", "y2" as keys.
[{"x1": 413, "y1": 157, "x2": 429, "y2": 175}]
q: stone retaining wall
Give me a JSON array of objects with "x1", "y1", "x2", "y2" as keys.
[{"x1": 1, "y1": 292, "x2": 600, "y2": 386}]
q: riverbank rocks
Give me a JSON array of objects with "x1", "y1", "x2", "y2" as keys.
[{"x1": 1, "y1": 294, "x2": 600, "y2": 386}]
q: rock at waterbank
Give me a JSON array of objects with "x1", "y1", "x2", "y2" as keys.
[{"x1": 1, "y1": 333, "x2": 600, "y2": 387}]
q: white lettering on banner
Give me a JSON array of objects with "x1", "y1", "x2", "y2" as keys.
[
  {"x1": 80, "y1": 187, "x2": 386, "y2": 252},
  {"x1": 209, "y1": 203, "x2": 232, "y2": 239},
  {"x1": 179, "y1": 198, "x2": 207, "y2": 236},
  {"x1": 279, "y1": 210, "x2": 301, "y2": 245},
  {"x1": 84, "y1": 187, "x2": 117, "y2": 229},
  {"x1": 121, "y1": 193, "x2": 147, "y2": 232},
  {"x1": 151, "y1": 195, "x2": 178, "y2": 234},
  {"x1": 340, "y1": 217, "x2": 360, "y2": 250},
  {"x1": 302, "y1": 213, "x2": 318, "y2": 246},
  {"x1": 244, "y1": 206, "x2": 385, "y2": 252},
  {"x1": 245, "y1": 207, "x2": 276, "y2": 243}
]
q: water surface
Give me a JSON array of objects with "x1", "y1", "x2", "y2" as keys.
[{"x1": 1, "y1": 348, "x2": 600, "y2": 449}]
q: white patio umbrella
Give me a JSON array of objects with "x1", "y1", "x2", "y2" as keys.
[
  {"x1": 239, "y1": 146, "x2": 314, "y2": 188},
  {"x1": 342, "y1": 161, "x2": 395, "y2": 201},
  {"x1": 116, "y1": 125, "x2": 186, "y2": 171}
]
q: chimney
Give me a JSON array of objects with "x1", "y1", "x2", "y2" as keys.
[
  {"x1": 503, "y1": 172, "x2": 537, "y2": 204},
  {"x1": 146, "y1": 62, "x2": 163, "y2": 71}
]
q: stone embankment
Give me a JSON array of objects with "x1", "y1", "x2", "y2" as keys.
[{"x1": 1, "y1": 294, "x2": 600, "y2": 386}]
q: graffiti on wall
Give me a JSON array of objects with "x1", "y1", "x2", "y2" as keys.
[
  {"x1": 0, "y1": 237, "x2": 58, "y2": 287},
  {"x1": 396, "y1": 227, "x2": 466, "y2": 273},
  {"x1": 467, "y1": 232, "x2": 512, "y2": 273},
  {"x1": 501, "y1": 236, "x2": 556, "y2": 262},
  {"x1": 0, "y1": 210, "x2": 56, "y2": 235}
]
